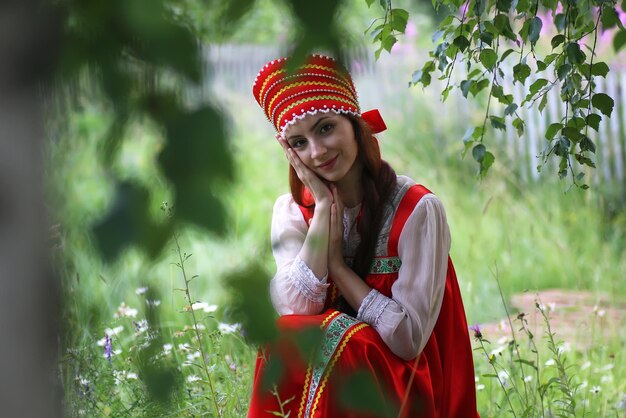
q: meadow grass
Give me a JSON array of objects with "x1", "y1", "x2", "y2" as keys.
[{"x1": 52, "y1": 88, "x2": 625, "y2": 416}]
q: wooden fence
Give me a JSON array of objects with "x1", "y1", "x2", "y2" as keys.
[{"x1": 201, "y1": 43, "x2": 626, "y2": 189}]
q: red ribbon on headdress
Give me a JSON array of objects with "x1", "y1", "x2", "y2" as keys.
[{"x1": 361, "y1": 109, "x2": 387, "y2": 134}]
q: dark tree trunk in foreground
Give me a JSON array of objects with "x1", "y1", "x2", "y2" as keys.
[{"x1": 0, "y1": 1, "x2": 61, "y2": 416}]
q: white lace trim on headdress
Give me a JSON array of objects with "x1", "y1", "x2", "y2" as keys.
[{"x1": 279, "y1": 108, "x2": 361, "y2": 137}]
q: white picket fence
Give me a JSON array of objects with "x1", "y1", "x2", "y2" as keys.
[{"x1": 201, "y1": 43, "x2": 626, "y2": 189}]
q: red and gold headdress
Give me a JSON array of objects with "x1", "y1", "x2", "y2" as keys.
[{"x1": 252, "y1": 54, "x2": 386, "y2": 136}]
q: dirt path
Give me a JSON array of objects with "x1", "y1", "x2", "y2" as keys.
[{"x1": 477, "y1": 289, "x2": 626, "y2": 350}]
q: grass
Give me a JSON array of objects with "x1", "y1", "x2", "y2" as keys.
[{"x1": 51, "y1": 83, "x2": 625, "y2": 416}]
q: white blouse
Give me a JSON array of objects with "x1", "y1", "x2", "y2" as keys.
[{"x1": 269, "y1": 178, "x2": 451, "y2": 361}]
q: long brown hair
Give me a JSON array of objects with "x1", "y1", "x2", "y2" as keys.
[{"x1": 289, "y1": 114, "x2": 397, "y2": 316}]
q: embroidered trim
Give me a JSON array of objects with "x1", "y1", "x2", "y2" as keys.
[
  {"x1": 299, "y1": 313, "x2": 365, "y2": 418},
  {"x1": 290, "y1": 256, "x2": 328, "y2": 303},
  {"x1": 357, "y1": 289, "x2": 391, "y2": 327},
  {"x1": 276, "y1": 94, "x2": 358, "y2": 128},
  {"x1": 370, "y1": 256, "x2": 402, "y2": 274}
]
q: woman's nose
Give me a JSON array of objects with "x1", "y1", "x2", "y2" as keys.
[{"x1": 309, "y1": 140, "x2": 327, "y2": 159}]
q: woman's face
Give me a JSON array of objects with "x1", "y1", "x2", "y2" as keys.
[{"x1": 284, "y1": 113, "x2": 360, "y2": 183}]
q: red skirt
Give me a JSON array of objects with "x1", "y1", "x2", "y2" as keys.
[{"x1": 248, "y1": 310, "x2": 438, "y2": 418}]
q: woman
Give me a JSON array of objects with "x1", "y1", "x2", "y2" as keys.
[{"x1": 248, "y1": 54, "x2": 478, "y2": 418}]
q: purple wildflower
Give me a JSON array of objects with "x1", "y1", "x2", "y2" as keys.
[
  {"x1": 469, "y1": 323, "x2": 483, "y2": 340},
  {"x1": 104, "y1": 334, "x2": 112, "y2": 364}
]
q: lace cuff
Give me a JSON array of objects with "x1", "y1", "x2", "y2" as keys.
[
  {"x1": 288, "y1": 255, "x2": 329, "y2": 303},
  {"x1": 357, "y1": 289, "x2": 390, "y2": 327}
]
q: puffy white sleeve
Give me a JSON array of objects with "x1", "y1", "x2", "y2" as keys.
[
  {"x1": 356, "y1": 194, "x2": 450, "y2": 361},
  {"x1": 269, "y1": 194, "x2": 329, "y2": 315}
]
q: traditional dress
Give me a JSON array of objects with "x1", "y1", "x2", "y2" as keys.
[{"x1": 248, "y1": 176, "x2": 478, "y2": 417}]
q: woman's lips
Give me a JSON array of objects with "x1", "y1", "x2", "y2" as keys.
[{"x1": 318, "y1": 155, "x2": 338, "y2": 170}]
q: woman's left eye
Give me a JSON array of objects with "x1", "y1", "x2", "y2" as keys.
[{"x1": 320, "y1": 123, "x2": 334, "y2": 134}]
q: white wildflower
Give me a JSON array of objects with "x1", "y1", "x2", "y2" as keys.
[
  {"x1": 580, "y1": 380, "x2": 588, "y2": 389},
  {"x1": 524, "y1": 375, "x2": 533, "y2": 382},
  {"x1": 114, "y1": 302, "x2": 138, "y2": 319},
  {"x1": 135, "y1": 287, "x2": 148, "y2": 295},
  {"x1": 545, "y1": 359, "x2": 556, "y2": 366},
  {"x1": 190, "y1": 302, "x2": 218, "y2": 313},
  {"x1": 178, "y1": 343, "x2": 192, "y2": 352},
  {"x1": 186, "y1": 351, "x2": 201, "y2": 362},
  {"x1": 598, "y1": 364, "x2": 614, "y2": 372},
  {"x1": 146, "y1": 299, "x2": 161, "y2": 307},
  {"x1": 496, "y1": 336, "x2": 509, "y2": 345},
  {"x1": 590, "y1": 385, "x2": 601, "y2": 395},
  {"x1": 126, "y1": 372, "x2": 138, "y2": 380},
  {"x1": 601, "y1": 375, "x2": 613, "y2": 384},
  {"x1": 557, "y1": 342, "x2": 571, "y2": 354},
  {"x1": 134, "y1": 319, "x2": 149, "y2": 334},
  {"x1": 218, "y1": 322, "x2": 241, "y2": 334},
  {"x1": 498, "y1": 370, "x2": 510, "y2": 387},
  {"x1": 163, "y1": 343, "x2": 173, "y2": 355},
  {"x1": 489, "y1": 345, "x2": 507, "y2": 357},
  {"x1": 187, "y1": 375, "x2": 201, "y2": 383},
  {"x1": 476, "y1": 384, "x2": 485, "y2": 391}
]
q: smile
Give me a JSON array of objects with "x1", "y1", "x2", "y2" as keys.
[{"x1": 318, "y1": 155, "x2": 338, "y2": 169}]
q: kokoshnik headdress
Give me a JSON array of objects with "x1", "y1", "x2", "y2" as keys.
[{"x1": 252, "y1": 54, "x2": 386, "y2": 136}]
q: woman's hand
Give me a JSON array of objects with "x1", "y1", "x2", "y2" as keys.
[
  {"x1": 277, "y1": 136, "x2": 333, "y2": 207},
  {"x1": 329, "y1": 184, "x2": 347, "y2": 274}
]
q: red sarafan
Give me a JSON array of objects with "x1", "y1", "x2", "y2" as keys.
[{"x1": 248, "y1": 184, "x2": 479, "y2": 418}]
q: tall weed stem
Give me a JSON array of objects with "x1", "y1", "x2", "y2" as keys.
[{"x1": 173, "y1": 233, "x2": 222, "y2": 418}]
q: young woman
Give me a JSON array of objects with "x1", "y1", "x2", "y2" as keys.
[{"x1": 248, "y1": 54, "x2": 479, "y2": 418}]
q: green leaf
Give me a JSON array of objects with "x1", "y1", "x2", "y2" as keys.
[
  {"x1": 391, "y1": 8, "x2": 409, "y2": 32},
  {"x1": 223, "y1": 263, "x2": 277, "y2": 345},
  {"x1": 580, "y1": 136, "x2": 596, "y2": 153},
  {"x1": 554, "y1": 137, "x2": 571, "y2": 157},
  {"x1": 591, "y1": 93, "x2": 614, "y2": 117},
  {"x1": 366, "y1": 0, "x2": 375, "y2": 7},
  {"x1": 575, "y1": 153, "x2": 596, "y2": 168},
  {"x1": 513, "y1": 118, "x2": 524, "y2": 135},
  {"x1": 504, "y1": 103, "x2": 518, "y2": 116},
  {"x1": 539, "y1": 94, "x2": 548, "y2": 112},
  {"x1": 591, "y1": 62, "x2": 610, "y2": 78},
  {"x1": 557, "y1": 63, "x2": 571, "y2": 80},
  {"x1": 382, "y1": 35, "x2": 397, "y2": 52},
  {"x1": 601, "y1": 7, "x2": 620, "y2": 30},
  {"x1": 554, "y1": 13, "x2": 566, "y2": 31},
  {"x1": 460, "y1": 79, "x2": 473, "y2": 98},
  {"x1": 339, "y1": 370, "x2": 399, "y2": 416},
  {"x1": 537, "y1": 60, "x2": 547, "y2": 71},
  {"x1": 513, "y1": 63, "x2": 531, "y2": 84},
  {"x1": 544, "y1": 53, "x2": 559, "y2": 66},
  {"x1": 565, "y1": 42, "x2": 586, "y2": 64},
  {"x1": 529, "y1": 16, "x2": 543, "y2": 44},
  {"x1": 529, "y1": 78, "x2": 549, "y2": 95},
  {"x1": 551, "y1": 34, "x2": 566, "y2": 49},
  {"x1": 490, "y1": 115, "x2": 506, "y2": 130},
  {"x1": 496, "y1": 0, "x2": 513, "y2": 13},
  {"x1": 479, "y1": 48, "x2": 498, "y2": 69},
  {"x1": 480, "y1": 31, "x2": 494, "y2": 45},
  {"x1": 499, "y1": 48, "x2": 516, "y2": 63},
  {"x1": 614, "y1": 30, "x2": 626, "y2": 52},
  {"x1": 586, "y1": 113, "x2": 601, "y2": 131},
  {"x1": 92, "y1": 182, "x2": 171, "y2": 261},
  {"x1": 454, "y1": 35, "x2": 471, "y2": 52},
  {"x1": 562, "y1": 126, "x2": 583, "y2": 142},
  {"x1": 480, "y1": 151, "x2": 495, "y2": 177},
  {"x1": 493, "y1": 14, "x2": 517, "y2": 41},
  {"x1": 470, "y1": 79, "x2": 491, "y2": 96},
  {"x1": 473, "y1": 143, "x2": 486, "y2": 162},
  {"x1": 545, "y1": 122, "x2": 562, "y2": 139}
]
